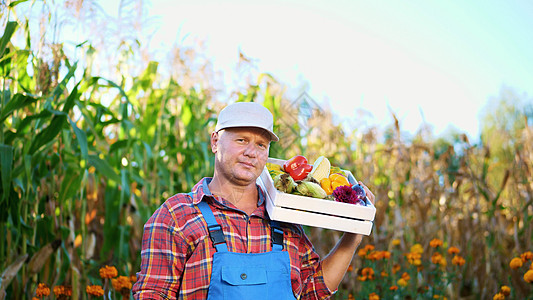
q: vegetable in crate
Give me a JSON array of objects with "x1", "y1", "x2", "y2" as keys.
[
  {"x1": 266, "y1": 162, "x2": 282, "y2": 172},
  {"x1": 330, "y1": 165, "x2": 343, "y2": 174},
  {"x1": 273, "y1": 173, "x2": 297, "y2": 193},
  {"x1": 351, "y1": 184, "x2": 366, "y2": 201},
  {"x1": 283, "y1": 155, "x2": 313, "y2": 181},
  {"x1": 296, "y1": 181, "x2": 327, "y2": 199},
  {"x1": 309, "y1": 156, "x2": 331, "y2": 181},
  {"x1": 320, "y1": 173, "x2": 351, "y2": 195}
]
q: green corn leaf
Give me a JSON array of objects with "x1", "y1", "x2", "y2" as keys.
[
  {"x1": 15, "y1": 110, "x2": 51, "y2": 137},
  {"x1": 121, "y1": 169, "x2": 130, "y2": 197},
  {"x1": 109, "y1": 139, "x2": 129, "y2": 153},
  {"x1": 88, "y1": 154, "x2": 120, "y2": 183},
  {"x1": 68, "y1": 117, "x2": 88, "y2": 162},
  {"x1": 139, "y1": 61, "x2": 158, "y2": 91},
  {"x1": 142, "y1": 140, "x2": 153, "y2": 159},
  {"x1": 0, "y1": 44, "x2": 12, "y2": 78},
  {"x1": 28, "y1": 114, "x2": 67, "y2": 154},
  {"x1": 0, "y1": 21, "x2": 18, "y2": 58},
  {"x1": 58, "y1": 168, "x2": 81, "y2": 204},
  {"x1": 8, "y1": 0, "x2": 30, "y2": 8},
  {"x1": 0, "y1": 93, "x2": 38, "y2": 123},
  {"x1": 0, "y1": 144, "x2": 13, "y2": 202},
  {"x1": 63, "y1": 82, "x2": 81, "y2": 113},
  {"x1": 181, "y1": 102, "x2": 193, "y2": 126},
  {"x1": 52, "y1": 62, "x2": 78, "y2": 100}
]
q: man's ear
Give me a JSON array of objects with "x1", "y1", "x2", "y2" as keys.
[{"x1": 210, "y1": 131, "x2": 219, "y2": 153}]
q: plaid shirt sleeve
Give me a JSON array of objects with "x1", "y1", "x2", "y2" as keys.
[{"x1": 132, "y1": 197, "x2": 188, "y2": 299}]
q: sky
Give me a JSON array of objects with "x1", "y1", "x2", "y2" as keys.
[{"x1": 95, "y1": 1, "x2": 533, "y2": 139}]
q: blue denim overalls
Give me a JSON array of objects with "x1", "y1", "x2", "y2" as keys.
[{"x1": 196, "y1": 198, "x2": 296, "y2": 299}]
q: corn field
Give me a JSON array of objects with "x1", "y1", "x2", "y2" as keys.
[{"x1": 1, "y1": 1, "x2": 533, "y2": 299}]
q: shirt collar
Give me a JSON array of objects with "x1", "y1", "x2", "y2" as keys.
[{"x1": 190, "y1": 177, "x2": 266, "y2": 207}]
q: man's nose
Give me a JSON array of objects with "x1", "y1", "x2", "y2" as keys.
[{"x1": 243, "y1": 143, "x2": 258, "y2": 157}]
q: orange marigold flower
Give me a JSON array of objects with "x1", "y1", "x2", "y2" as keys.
[
  {"x1": 452, "y1": 255, "x2": 466, "y2": 266},
  {"x1": 493, "y1": 292, "x2": 505, "y2": 300},
  {"x1": 130, "y1": 274, "x2": 137, "y2": 283},
  {"x1": 392, "y1": 263, "x2": 401, "y2": 274},
  {"x1": 99, "y1": 265, "x2": 118, "y2": 279},
  {"x1": 32, "y1": 298, "x2": 39, "y2": 300},
  {"x1": 430, "y1": 238, "x2": 443, "y2": 248},
  {"x1": 401, "y1": 272, "x2": 410, "y2": 281},
  {"x1": 348, "y1": 294, "x2": 355, "y2": 300},
  {"x1": 53, "y1": 285, "x2": 72, "y2": 296},
  {"x1": 365, "y1": 244, "x2": 375, "y2": 251},
  {"x1": 367, "y1": 250, "x2": 390, "y2": 261},
  {"x1": 86, "y1": 285, "x2": 104, "y2": 296},
  {"x1": 402, "y1": 272, "x2": 411, "y2": 280},
  {"x1": 439, "y1": 257, "x2": 447, "y2": 267},
  {"x1": 381, "y1": 271, "x2": 388, "y2": 277},
  {"x1": 431, "y1": 253, "x2": 443, "y2": 264},
  {"x1": 36, "y1": 283, "x2": 50, "y2": 297},
  {"x1": 360, "y1": 267, "x2": 375, "y2": 280},
  {"x1": 524, "y1": 269, "x2": 533, "y2": 283},
  {"x1": 406, "y1": 252, "x2": 422, "y2": 266},
  {"x1": 510, "y1": 257, "x2": 523, "y2": 269},
  {"x1": 389, "y1": 285, "x2": 399, "y2": 291},
  {"x1": 397, "y1": 278, "x2": 408, "y2": 287},
  {"x1": 411, "y1": 243, "x2": 423, "y2": 254},
  {"x1": 521, "y1": 251, "x2": 533, "y2": 262},
  {"x1": 367, "y1": 251, "x2": 379, "y2": 261},
  {"x1": 111, "y1": 275, "x2": 132, "y2": 291},
  {"x1": 500, "y1": 285, "x2": 511, "y2": 296},
  {"x1": 362, "y1": 267, "x2": 374, "y2": 275},
  {"x1": 358, "y1": 248, "x2": 368, "y2": 258},
  {"x1": 369, "y1": 292, "x2": 380, "y2": 300},
  {"x1": 391, "y1": 239, "x2": 401, "y2": 246},
  {"x1": 347, "y1": 265, "x2": 354, "y2": 272},
  {"x1": 371, "y1": 250, "x2": 391, "y2": 260},
  {"x1": 447, "y1": 246, "x2": 460, "y2": 255}
]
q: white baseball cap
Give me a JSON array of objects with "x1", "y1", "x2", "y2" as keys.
[{"x1": 215, "y1": 102, "x2": 279, "y2": 142}]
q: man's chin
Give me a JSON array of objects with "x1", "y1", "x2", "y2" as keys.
[{"x1": 232, "y1": 172, "x2": 260, "y2": 185}]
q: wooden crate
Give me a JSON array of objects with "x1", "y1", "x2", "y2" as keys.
[{"x1": 256, "y1": 158, "x2": 376, "y2": 235}]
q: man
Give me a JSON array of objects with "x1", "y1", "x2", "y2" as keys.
[{"x1": 132, "y1": 102, "x2": 375, "y2": 299}]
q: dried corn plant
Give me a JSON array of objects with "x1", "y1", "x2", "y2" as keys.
[{"x1": 321, "y1": 110, "x2": 533, "y2": 299}]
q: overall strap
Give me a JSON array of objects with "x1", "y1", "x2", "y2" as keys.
[
  {"x1": 270, "y1": 220, "x2": 284, "y2": 251},
  {"x1": 190, "y1": 192, "x2": 228, "y2": 252}
]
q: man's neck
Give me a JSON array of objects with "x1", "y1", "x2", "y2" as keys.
[{"x1": 208, "y1": 176, "x2": 259, "y2": 214}]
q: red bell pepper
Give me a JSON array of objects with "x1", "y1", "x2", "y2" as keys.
[{"x1": 283, "y1": 155, "x2": 313, "y2": 181}]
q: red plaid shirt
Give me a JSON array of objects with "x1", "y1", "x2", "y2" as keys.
[{"x1": 132, "y1": 178, "x2": 334, "y2": 299}]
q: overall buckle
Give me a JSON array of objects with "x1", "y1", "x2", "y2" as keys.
[
  {"x1": 271, "y1": 227, "x2": 284, "y2": 248},
  {"x1": 208, "y1": 224, "x2": 226, "y2": 245}
]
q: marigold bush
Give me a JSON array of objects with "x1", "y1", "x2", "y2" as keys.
[{"x1": 339, "y1": 239, "x2": 468, "y2": 299}]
